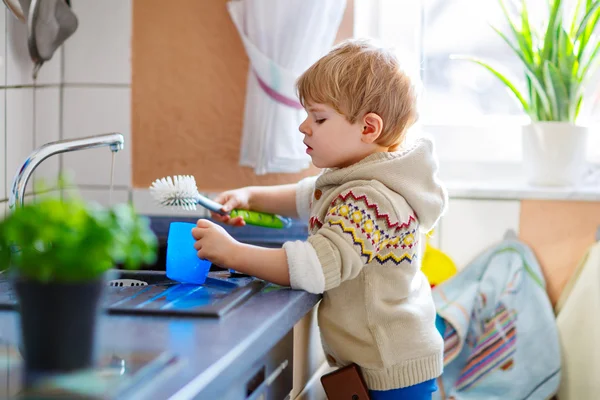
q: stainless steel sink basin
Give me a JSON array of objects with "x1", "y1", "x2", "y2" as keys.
[{"x1": 108, "y1": 269, "x2": 176, "y2": 286}]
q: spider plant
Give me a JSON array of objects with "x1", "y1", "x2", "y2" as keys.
[{"x1": 457, "y1": 0, "x2": 600, "y2": 123}]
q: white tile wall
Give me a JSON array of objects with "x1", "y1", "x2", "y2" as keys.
[
  {"x1": 3, "y1": 86, "x2": 62, "y2": 200},
  {"x1": 36, "y1": 48, "x2": 63, "y2": 86},
  {"x1": 0, "y1": 8, "x2": 6, "y2": 88},
  {"x1": 0, "y1": 89, "x2": 5, "y2": 201},
  {"x1": 64, "y1": 188, "x2": 130, "y2": 207},
  {"x1": 62, "y1": 87, "x2": 131, "y2": 187},
  {"x1": 5, "y1": 13, "x2": 61, "y2": 86},
  {"x1": 34, "y1": 189, "x2": 61, "y2": 202},
  {"x1": 32, "y1": 87, "x2": 61, "y2": 186},
  {"x1": 1, "y1": 0, "x2": 133, "y2": 206},
  {"x1": 63, "y1": 0, "x2": 132, "y2": 84},
  {"x1": 6, "y1": 88, "x2": 34, "y2": 193}
]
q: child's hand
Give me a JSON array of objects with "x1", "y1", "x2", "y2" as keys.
[
  {"x1": 192, "y1": 219, "x2": 239, "y2": 267},
  {"x1": 211, "y1": 188, "x2": 252, "y2": 227}
]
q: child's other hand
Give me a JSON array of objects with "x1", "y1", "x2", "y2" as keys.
[
  {"x1": 211, "y1": 188, "x2": 251, "y2": 227},
  {"x1": 192, "y1": 219, "x2": 239, "y2": 267}
]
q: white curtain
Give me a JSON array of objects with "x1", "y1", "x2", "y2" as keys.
[{"x1": 228, "y1": 0, "x2": 347, "y2": 175}]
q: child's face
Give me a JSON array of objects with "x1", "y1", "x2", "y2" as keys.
[{"x1": 299, "y1": 103, "x2": 377, "y2": 169}]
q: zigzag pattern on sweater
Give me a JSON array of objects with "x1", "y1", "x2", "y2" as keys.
[
  {"x1": 309, "y1": 191, "x2": 417, "y2": 232},
  {"x1": 309, "y1": 216, "x2": 323, "y2": 230},
  {"x1": 328, "y1": 219, "x2": 415, "y2": 264},
  {"x1": 333, "y1": 191, "x2": 417, "y2": 230},
  {"x1": 311, "y1": 190, "x2": 418, "y2": 265}
]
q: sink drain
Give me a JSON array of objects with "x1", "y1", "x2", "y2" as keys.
[{"x1": 108, "y1": 279, "x2": 148, "y2": 287}]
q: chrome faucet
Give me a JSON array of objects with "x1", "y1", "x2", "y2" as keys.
[{"x1": 8, "y1": 133, "x2": 125, "y2": 211}]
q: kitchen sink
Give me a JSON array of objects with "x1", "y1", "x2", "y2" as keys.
[
  {"x1": 132, "y1": 215, "x2": 304, "y2": 271},
  {"x1": 0, "y1": 270, "x2": 267, "y2": 318},
  {"x1": 126, "y1": 238, "x2": 168, "y2": 271},
  {"x1": 0, "y1": 217, "x2": 292, "y2": 318},
  {"x1": 130, "y1": 237, "x2": 282, "y2": 272}
]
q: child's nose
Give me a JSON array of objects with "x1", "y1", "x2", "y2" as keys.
[{"x1": 299, "y1": 120, "x2": 311, "y2": 136}]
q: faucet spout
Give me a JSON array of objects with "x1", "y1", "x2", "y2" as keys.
[{"x1": 8, "y1": 133, "x2": 125, "y2": 211}]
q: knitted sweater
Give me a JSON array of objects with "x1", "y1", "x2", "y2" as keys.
[{"x1": 283, "y1": 138, "x2": 447, "y2": 391}]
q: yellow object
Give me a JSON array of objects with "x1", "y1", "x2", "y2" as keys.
[{"x1": 421, "y1": 232, "x2": 457, "y2": 287}]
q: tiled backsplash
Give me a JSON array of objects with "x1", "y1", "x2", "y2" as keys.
[
  {"x1": 0, "y1": 0, "x2": 133, "y2": 212},
  {"x1": 0, "y1": 0, "x2": 200, "y2": 219},
  {"x1": 63, "y1": 0, "x2": 132, "y2": 85},
  {"x1": 61, "y1": 87, "x2": 131, "y2": 187}
]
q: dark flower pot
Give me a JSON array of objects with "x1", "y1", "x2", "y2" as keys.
[{"x1": 14, "y1": 278, "x2": 104, "y2": 373}]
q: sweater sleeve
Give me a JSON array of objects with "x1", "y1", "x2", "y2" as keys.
[
  {"x1": 295, "y1": 176, "x2": 318, "y2": 222},
  {"x1": 307, "y1": 185, "x2": 419, "y2": 291},
  {"x1": 282, "y1": 240, "x2": 325, "y2": 294}
]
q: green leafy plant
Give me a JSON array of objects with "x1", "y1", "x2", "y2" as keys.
[
  {"x1": 0, "y1": 190, "x2": 157, "y2": 283},
  {"x1": 456, "y1": 0, "x2": 600, "y2": 122}
]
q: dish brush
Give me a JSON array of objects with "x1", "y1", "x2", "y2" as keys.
[{"x1": 149, "y1": 175, "x2": 292, "y2": 229}]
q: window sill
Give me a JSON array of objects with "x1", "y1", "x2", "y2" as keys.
[
  {"x1": 442, "y1": 161, "x2": 600, "y2": 202},
  {"x1": 446, "y1": 180, "x2": 600, "y2": 202}
]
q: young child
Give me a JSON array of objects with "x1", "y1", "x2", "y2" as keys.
[{"x1": 191, "y1": 39, "x2": 447, "y2": 399}]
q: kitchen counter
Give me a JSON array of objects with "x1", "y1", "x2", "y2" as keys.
[
  {"x1": 0, "y1": 216, "x2": 320, "y2": 399},
  {"x1": 0, "y1": 283, "x2": 320, "y2": 399}
]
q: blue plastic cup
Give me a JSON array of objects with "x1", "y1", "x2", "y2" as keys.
[{"x1": 166, "y1": 222, "x2": 212, "y2": 285}]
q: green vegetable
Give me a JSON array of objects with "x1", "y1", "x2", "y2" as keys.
[
  {"x1": 455, "y1": 0, "x2": 600, "y2": 122},
  {"x1": 0, "y1": 184, "x2": 157, "y2": 283}
]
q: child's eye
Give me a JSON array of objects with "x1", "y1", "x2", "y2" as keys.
[{"x1": 316, "y1": 118, "x2": 326, "y2": 124}]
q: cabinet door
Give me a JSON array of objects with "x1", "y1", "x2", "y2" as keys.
[
  {"x1": 439, "y1": 199, "x2": 521, "y2": 269},
  {"x1": 519, "y1": 200, "x2": 600, "y2": 306},
  {"x1": 291, "y1": 306, "x2": 325, "y2": 399}
]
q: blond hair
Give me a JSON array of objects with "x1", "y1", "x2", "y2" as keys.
[{"x1": 296, "y1": 39, "x2": 418, "y2": 151}]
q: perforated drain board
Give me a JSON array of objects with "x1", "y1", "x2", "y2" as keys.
[
  {"x1": 106, "y1": 277, "x2": 265, "y2": 317},
  {"x1": 0, "y1": 277, "x2": 265, "y2": 318}
]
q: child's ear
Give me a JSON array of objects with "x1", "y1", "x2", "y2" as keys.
[{"x1": 361, "y1": 113, "x2": 384, "y2": 144}]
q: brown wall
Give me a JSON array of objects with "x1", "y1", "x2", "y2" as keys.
[
  {"x1": 131, "y1": 0, "x2": 353, "y2": 191},
  {"x1": 519, "y1": 200, "x2": 600, "y2": 305}
]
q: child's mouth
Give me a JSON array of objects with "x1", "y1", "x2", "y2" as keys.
[{"x1": 305, "y1": 144, "x2": 313, "y2": 153}]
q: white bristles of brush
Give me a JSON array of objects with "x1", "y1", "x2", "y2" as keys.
[
  {"x1": 150, "y1": 175, "x2": 201, "y2": 211},
  {"x1": 149, "y1": 175, "x2": 226, "y2": 214}
]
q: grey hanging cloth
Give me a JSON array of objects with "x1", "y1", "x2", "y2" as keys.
[{"x1": 3, "y1": 0, "x2": 78, "y2": 79}]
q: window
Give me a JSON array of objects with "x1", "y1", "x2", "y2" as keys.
[
  {"x1": 355, "y1": 0, "x2": 600, "y2": 165},
  {"x1": 422, "y1": 0, "x2": 531, "y2": 124}
]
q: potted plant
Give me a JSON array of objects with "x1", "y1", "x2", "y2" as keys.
[
  {"x1": 460, "y1": 0, "x2": 600, "y2": 186},
  {"x1": 0, "y1": 189, "x2": 157, "y2": 375}
]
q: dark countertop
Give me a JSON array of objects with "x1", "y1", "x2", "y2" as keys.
[
  {"x1": 148, "y1": 215, "x2": 309, "y2": 245},
  {"x1": 0, "y1": 283, "x2": 320, "y2": 399},
  {"x1": 0, "y1": 215, "x2": 320, "y2": 399}
]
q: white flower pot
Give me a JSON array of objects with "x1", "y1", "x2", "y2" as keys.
[{"x1": 522, "y1": 122, "x2": 588, "y2": 187}]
